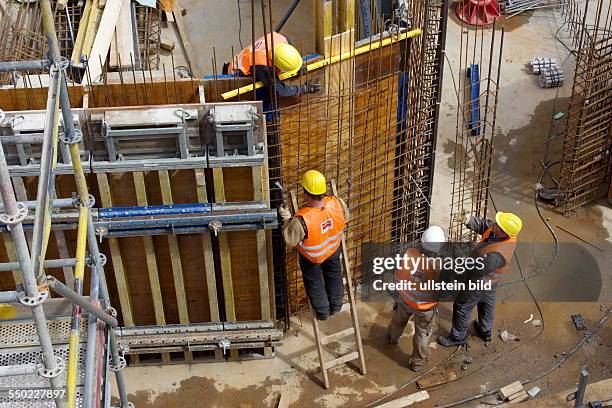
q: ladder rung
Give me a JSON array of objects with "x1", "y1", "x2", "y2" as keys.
[
  {"x1": 323, "y1": 351, "x2": 359, "y2": 370},
  {"x1": 321, "y1": 327, "x2": 355, "y2": 345}
]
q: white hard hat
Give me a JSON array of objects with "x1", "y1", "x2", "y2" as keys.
[{"x1": 421, "y1": 226, "x2": 446, "y2": 252}]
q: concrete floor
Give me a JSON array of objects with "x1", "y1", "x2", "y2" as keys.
[{"x1": 113, "y1": 3, "x2": 611, "y2": 407}]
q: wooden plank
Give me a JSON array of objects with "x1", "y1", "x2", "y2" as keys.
[
  {"x1": 323, "y1": 351, "x2": 359, "y2": 370},
  {"x1": 1, "y1": 233, "x2": 21, "y2": 285},
  {"x1": 83, "y1": 0, "x2": 125, "y2": 84},
  {"x1": 212, "y1": 167, "x2": 238, "y2": 360},
  {"x1": 507, "y1": 390, "x2": 529, "y2": 404},
  {"x1": 499, "y1": 381, "x2": 524, "y2": 400},
  {"x1": 194, "y1": 168, "x2": 223, "y2": 360},
  {"x1": 321, "y1": 327, "x2": 355, "y2": 345},
  {"x1": 160, "y1": 36, "x2": 175, "y2": 51},
  {"x1": 133, "y1": 171, "x2": 170, "y2": 363},
  {"x1": 338, "y1": 0, "x2": 356, "y2": 32},
  {"x1": 314, "y1": 0, "x2": 333, "y2": 56},
  {"x1": 373, "y1": 391, "x2": 430, "y2": 408},
  {"x1": 96, "y1": 173, "x2": 135, "y2": 327},
  {"x1": 79, "y1": 0, "x2": 101, "y2": 64},
  {"x1": 158, "y1": 170, "x2": 192, "y2": 361},
  {"x1": 172, "y1": 0, "x2": 200, "y2": 77},
  {"x1": 416, "y1": 370, "x2": 458, "y2": 389},
  {"x1": 113, "y1": 0, "x2": 134, "y2": 69}
]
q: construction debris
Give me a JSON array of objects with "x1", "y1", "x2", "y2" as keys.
[
  {"x1": 416, "y1": 370, "x2": 458, "y2": 389},
  {"x1": 374, "y1": 391, "x2": 430, "y2": 408},
  {"x1": 500, "y1": 330, "x2": 520, "y2": 342},
  {"x1": 572, "y1": 314, "x2": 588, "y2": 331},
  {"x1": 527, "y1": 386, "x2": 542, "y2": 398},
  {"x1": 499, "y1": 381, "x2": 524, "y2": 400}
]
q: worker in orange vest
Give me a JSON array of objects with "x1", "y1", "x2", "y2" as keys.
[
  {"x1": 223, "y1": 32, "x2": 322, "y2": 107},
  {"x1": 438, "y1": 210, "x2": 522, "y2": 347},
  {"x1": 387, "y1": 226, "x2": 446, "y2": 372},
  {"x1": 279, "y1": 170, "x2": 349, "y2": 321}
]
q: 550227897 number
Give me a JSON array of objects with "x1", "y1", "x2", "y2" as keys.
[{"x1": 8, "y1": 389, "x2": 66, "y2": 400}]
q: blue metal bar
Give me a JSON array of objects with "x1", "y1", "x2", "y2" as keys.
[
  {"x1": 105, "y1": 223, "x2": 274, "y2": 237},
  {"x1": 468, "y1": 64, "x2": 481, "y2": 136},
  {"x1": 98, "y1": 203, "x2": 213, "y2": 218},
  {"x1": 96, "y1": 211, "x2": 277, "y2": 230}
]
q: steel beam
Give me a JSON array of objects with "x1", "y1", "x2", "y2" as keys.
[{"x1": 0, "y1": 59, "x2": 49, "y2": 72}]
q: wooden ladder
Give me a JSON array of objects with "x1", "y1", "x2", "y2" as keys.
[{"x1": 290, "y1": 179, "x2": 366, "y2": 389}]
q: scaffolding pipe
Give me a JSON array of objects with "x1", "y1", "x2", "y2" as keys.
[
  {"x1": 0, "y1": 290, "x2": 25, "y2": 303},
  {"x1": 46, "y1": 277, "x2": 118, "y2": 328},
  {"x1": 0, "y1": 139, "x2": 65, "y2": 408},
  {"x1": 0, "y1": 135, "x2": 45, "y2": 144},
  {"x1": 0, "y1": 59, "x2": 49, "y2": 72},
  {"x1": 83, "y1": 255, "x2": 101, "y2": 408},
  {"x1": 86, "y1": 213, "x2": 131, "y2": 407},
  {"x1": 0, "y1": 198, "x2": 75, "y2": 212},
  {"x1": 0, "y1": 363, "x2": 43, "y2": 377},
  {"x1": 0, "y1": 258, "x2": 76, "y2": 272},
  {"x1": 64, "y1": 205, "x2": 88, "y2": 408},
  {"x1": 29, "y1": 65, "x2": 61, "y2": 281},
  {"x1": 274, "y1": 0, "x2": 302, "y2": 32}
]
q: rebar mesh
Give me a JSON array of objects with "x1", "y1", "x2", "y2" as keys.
[{"x1": 556, "y1": 0, "x2": 612, "y2": 213}]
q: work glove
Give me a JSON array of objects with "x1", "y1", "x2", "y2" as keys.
[
  {"x1": 303, "y1": 80, "x2": 323, "y2": 94},
  {"x1": 454, "y1": 209, "x2": 471, "y2": 225},
  {"x1": 278, "y1": 205, "x2": 292, "y2": 222}
]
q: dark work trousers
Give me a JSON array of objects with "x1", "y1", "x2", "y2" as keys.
[
  {"x1": 450, "y1": 285, "x2": 497, "y2": 340},
  {"x1": 299, "y1": 247, "x2": 344, "y2": 319}
]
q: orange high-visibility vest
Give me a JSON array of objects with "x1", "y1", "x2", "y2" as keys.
[
  {"x1": 475, "y1": 227, "x2": 516, "y2": 282},
  {"x1": 228, "y1": 32, "x2": 288, "y2": 75},
  {"x1": 296, "y1": 196, "x2": 346, "y2": 264},
  {"x1": 394, "y1": 247, "x2": 439, "y2": 311}
]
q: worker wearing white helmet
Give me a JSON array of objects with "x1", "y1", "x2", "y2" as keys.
[{"x1": 387, "y1": 226, "x2": 446, "y2": 372}]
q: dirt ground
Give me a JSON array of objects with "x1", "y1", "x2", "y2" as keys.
[{"x1": 113, "y1": 2, "x2": 612, "y2": 407}]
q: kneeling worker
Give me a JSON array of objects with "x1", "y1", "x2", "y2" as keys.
[
  {"x1": 388, "y1": 226, "x2": 446, "y2": 372},
  {"x1": 438, "y1": 210, "x2": 522, "y2": 346},
  {"x1": 224, "y1": 31, "x2": 322, "y2": 103},
  {"x1": 279, "y1": 170, "x2": 349, "y2": 321}
]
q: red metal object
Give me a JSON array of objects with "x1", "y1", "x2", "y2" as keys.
[{"x1": 456, "y1": 0, "x2": 501, "y2": 26}]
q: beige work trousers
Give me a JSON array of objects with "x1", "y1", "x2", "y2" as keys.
[{"x1": 387, "y1": 301, "x2": 438, "y2": 367}]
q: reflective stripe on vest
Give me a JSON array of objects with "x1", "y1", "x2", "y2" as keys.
[
  {"x1": 228, "y1": 32, "x2": 288, "y2": 75},
  {"x1": 394, "y1": 247, "x2": 438, "y2": 311},
  {"x1": 476, "y1": 226, "x2": 517, "y2": 282},
  {"x1": 296, "y1": 196, "x2": 346, "y2": 264}
]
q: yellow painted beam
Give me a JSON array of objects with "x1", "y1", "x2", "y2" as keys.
[{"x1": 221, "y1": 28, "x2": 422, "y2": 100}]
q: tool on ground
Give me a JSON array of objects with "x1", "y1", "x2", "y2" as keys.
[{"x1": 289, "y1": 179, "x2": 366, "y2": 389}]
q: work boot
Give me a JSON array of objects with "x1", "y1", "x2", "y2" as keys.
[
  {"x1": 315, "y1": 312, "x2": 329, "y2": 321},
  {"x1": 437, "y1": 334, "x2": 467, "y2": 347},
  {"x1": 407, "y1": 360, "x2": 423, "y2": 372},
  {"x1": 473, "y1": 320, "x2": 492, "y2": 342},
  {"x1": 329, "y1": 305, "x2": 342, "y2": 317}
]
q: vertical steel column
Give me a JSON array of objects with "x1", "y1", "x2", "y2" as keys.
[
  {"x1": 86, "y1": 214, "x2": 131, "y2": 408},
  {"x1": 83, "y1": 240, "x2": 101, "y2": 408},
  {"x1": 0, "y1": 139, "x2": 65, "y2": 408}
]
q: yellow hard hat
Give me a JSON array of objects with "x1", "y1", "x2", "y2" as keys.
[
  {"x1": 273, "y1": 43, "x2": 303, "y2": 74},
  {"x1": 300, "y1": 170, "x2": 327, "y2": 195},
  {"x1": 0, "y1": 304, "x2": 16, "y2": 320},
  {"x1": 495, "y1": 211, "x2": 522, "y2": 237}
]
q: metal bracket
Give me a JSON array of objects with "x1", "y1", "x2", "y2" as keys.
[
  {"x1": 59, "y1": 128, "x2": 83, "y2": 145},
  {"x1": 112, "y1": 402, "x2": 135, "y2": 408},
  {"x1": 72, "y1": 193, "x2": 95, "y2": 208},
  {"x1": 86, "y1": 252, "x2": 107, "y2": 268},
  {"x1": 218, "y1": 339, "x2": 231, "y2": 355},
  {"x1": 0, "y1": 202, "x2": 28, "y2": 225},
  {"x1": 38, "y1": 355, "x2": 65, "y2": 379},
  {"x1": 18, "y1": 288, "x2": 48, "y2": 307},
  {"x1": 110, "y1": 346, "x2": 128, "y2": 372},
  {"x1": 208, "y1": 220, "x2": 222, "y2": 236},
  {"x1": 107, "y1": 306, "x2": 118, "y2": 318}
]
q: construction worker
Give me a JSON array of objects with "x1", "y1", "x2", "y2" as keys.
[
  {"x1": 223, "y1": 32, "x2": 322, "y2": 109},
  {"x1": 387, "y1": 226, "x2": 446, "y2": 372},
  {"x1": 438, "y1": 211, "x2": 522, "y2": 347},
  {"x1": 278, "y1": 170, "x2": 349, "y2": 321}
]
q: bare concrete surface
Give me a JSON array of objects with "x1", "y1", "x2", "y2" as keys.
[{"x1": 112, "y1": 4, "x2": 611, "y2": 408}]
